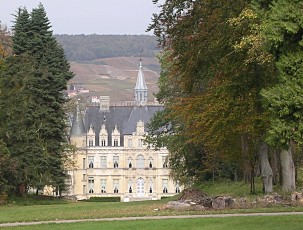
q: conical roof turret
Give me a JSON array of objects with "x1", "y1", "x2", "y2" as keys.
[
  {"x1": 135, "y1": 61, "x2": 148, "y2": 90},
  {"x1": 70, "y1": 102, "x2": 85, "y2": 136},
  {"x1": 134, "y1": 61, "x2": 148, "y2": 105}
]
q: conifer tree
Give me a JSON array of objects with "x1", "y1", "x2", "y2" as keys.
[{"x1": 0, "y1": 4, "x2": 73, "y2": 195}]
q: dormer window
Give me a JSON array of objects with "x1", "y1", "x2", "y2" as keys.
[
  {"x1": 101, "y1": 139, "x2": 106, "y2": 146},
  {"x1": 99, "y1": 124, "x2": 108, "y2": 147},
  {"x1": 112, "y1": 125, "x2": 120, "y2": 147},
  {"x1": 87, "y1": 124, "x2": 95, "y2": 146},
  {"x1": 113, "y1": 139, "x2": 119, "y2": 146}
]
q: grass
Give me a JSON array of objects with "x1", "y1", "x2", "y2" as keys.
[
  {"x1": 2, "y1": 215, "x2": 303, "y2": 230},
  {"x1": 1, "y1": 197, "x2": 303, "y2": 224},
  {"x1": 1, "y1": 180, "x2": 303, "y2": 225}
]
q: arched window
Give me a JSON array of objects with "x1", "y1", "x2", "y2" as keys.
[{"x1": 136, "y1": 155, "x2": 144, "y2": 168}]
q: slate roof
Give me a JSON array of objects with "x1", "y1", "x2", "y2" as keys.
[
  {"x1": 79, "y1": 105, "x2": 163, "y2": 146},
  {"x1": 70, "y1": 104, "x2": 85, "y2": 136}
]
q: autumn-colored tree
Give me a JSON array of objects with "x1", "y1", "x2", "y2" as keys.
[{"x1": 148, "y1": 0, "x2": 276, "y2": 193}]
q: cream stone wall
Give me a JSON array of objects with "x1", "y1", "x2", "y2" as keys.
[{"x1": 69, "y1": 122, "x2": 179, "y2": 201}]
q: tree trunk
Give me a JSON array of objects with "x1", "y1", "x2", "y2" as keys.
[
  {"x1": 280, "y1": 148, "x2": 296, "y2": 192},
  {"x1": 270, "y1": 149, "x2": 280, "y2": 185},
  {"x1": 259, "y1": 142, "x2": 273, "y2": 193}
]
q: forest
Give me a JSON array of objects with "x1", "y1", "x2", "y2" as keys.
[{"x1": 55, "y1": 34, "x2": 160, "y2": 61}]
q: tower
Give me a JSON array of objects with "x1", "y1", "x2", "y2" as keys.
[
  {"x1": 70, "y1": 102, "x2": 86, "y2": 147},
  {"x1": 134, "y1": 60, "x2": 148, "y2": 106}
]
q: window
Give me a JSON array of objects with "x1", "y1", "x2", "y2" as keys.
[
  {"x1": 88, "y1": 156, "x2": 94, "y2": 168},
  {"x1": 113, "y1": 139, "x2": 119, "y2": 146},
  {"x1": 101, "y1": 179, "x2": 106, "y2": 193},
  {"x1": 101, "y1": 139, "x2": 106, "y2": 146},
  {"x1": 138, "y1": 139, "x2": 144, "y2": 147},
  {"x1": 88, "y1": 139, "x2": 94, "y2": 147},
  {"x1": 149, "y1": 178, "x2": 153, "y2": 194},
  {"x1": 113, "y1": 156, "x2": 119, "y2": 168},
  {"x1": 136, "y1": 155, "x2": 144, "y2": 168},
  {"x1": 128, "y1": 180, "x2": 133, "y2": 193},
  {"x1": 82, "y1": 158, "x2": 86, "y2": 169},
  {"x1": 82, "y1": 174, "x2": 86, "y2": 181},
  {"x1": 100, "y1": 156, "x2": 107, "y2": 168},
  {"x1": 128, "y1": 157, "x2": 132, "y2": 168},
  {"x1": 83, "y1": 185, "x2": 86, "y2": 194},
  {"x1": 148, "y1": 157, "x2": 153, "y2": 168},
  {"x1": 113, "y1": 179, "x2": 119, "y2": 193},
  {"x1": 88, "y1": 177, "x2": 94, "y2": 193},
  {"x1": 162, "y1": 179, "x2": 168, "y2": 193},
  {"x1": 128, "y1": 139, "x2": 132, "y2": 147},
  {"x1": 162, "y1": 156, "x2": 168, "y2": 168}
]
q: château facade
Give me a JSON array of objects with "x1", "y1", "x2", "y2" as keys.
[{"x1": 68, "y1": 62, "x2": 180, "y2": 201}]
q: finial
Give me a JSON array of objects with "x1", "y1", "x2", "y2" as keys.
[{"x1": 139, "y1": 49, "x2": 143, "y2": 64}]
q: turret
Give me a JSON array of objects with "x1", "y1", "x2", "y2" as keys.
[
  {"x1": 70, "y1": 102, "x2": 86, "y2": 147},
  {"x1": 134, "y1": 61, "x2": 148, "y2": 106}
]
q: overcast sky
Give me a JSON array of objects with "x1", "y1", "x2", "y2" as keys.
[{"x1": 0, "y1": 0, "x2": 162, "y2": 35}]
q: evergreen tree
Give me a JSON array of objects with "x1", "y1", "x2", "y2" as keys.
[{"x1": 0, "y1": 4, "x2": 73, "y2": 195}]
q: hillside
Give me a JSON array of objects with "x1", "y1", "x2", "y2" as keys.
[
  {"x1": 56, "y1": 35, "x2": 162, "y2": 102},
  {"x1": 55, "y1": 34, "x2": 160, "y2": 61},
  {"x1": 69, "y1": 56, "x2": 161, "y2": 102}
]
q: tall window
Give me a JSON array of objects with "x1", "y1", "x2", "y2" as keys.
[
  {"x1": 88, "y1": 177, "x2": 94, "y2": 193},
  {"x1": 162, "y1": 179, "x2": 168, "y2": 193},
  {"x1": 162, "y1": 156, "x2": 168, "y2": 168},
  {"x1": 113, "y1": 179, "x2": 119, "y2": 193},
  {"x1": 100, "y1": 156, "x2": 107, "y2": 168},
  {"x1": 128, "y1": 179, "x2": 133, "y2": 193},
  {"x1": 83, "y1": 185, "x2": 86, "y2": 194},
  {"x1": 82, "y1": 174, "x2": 86, "y2": 181},
  {"x1": 149, "y1": 178, "x2": 153, "y2": 194},
  {"x1": 113, "y1": 156, "x2": 119, "y2": 168},
  {"x1": 138, "y1": 139, "x2": 144, "y2": 147},
  {"x1": 82, "y1": 158, "x2": 86, "y2": 169},
  {"x1": 113, "y1": 139, "x2": 119, "y2": 146},
  {"x1": 148, "y1": 157, "x2": 153, "y2": 168},
  {"x1": 101, "y1": 139, "x2": 106, "y2": 146},
  {"x1": 101, "y1": 179, "x2": 106, "y2": 193},
  {"x1": 88, "y1": 139, "x2": 94, "y2": 147},
  {"x1": 128, "y1": 157, "x2": 133, "y2": 168},
  {"x1": 136, "y1": 155, "x2": 144, "y2": 168},
  {"x1": 88, "y1": 156, "x2": 94, "y2": 168},
  {"x1": 128, "y1": 139, "x2": 132, "y2": 147}
]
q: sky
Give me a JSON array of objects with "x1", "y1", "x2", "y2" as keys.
[{"x1": 0, "y1": 0, "x2": 162, "y2": 35}]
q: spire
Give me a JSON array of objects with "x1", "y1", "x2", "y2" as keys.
[
  {"x1": 134, "y1": 57, "x2": 148, "y2": 105},
  {"x1": 70, "y1": 101, "x2": 85, "y2": 136}
]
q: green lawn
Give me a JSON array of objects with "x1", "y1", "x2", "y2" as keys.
[
  {"x1": 1, "y1": 199, "x2": 303, "y2": 224},
  {"x1": 2, "y1": 215, "x2": 303, "y2": 230}
]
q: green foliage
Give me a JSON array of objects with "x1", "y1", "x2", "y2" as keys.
[
  {"x1": 0, "y1": 4, "x2": 73, "y2": 195},
  {"x1": 258, "y1": 0, "x2": 303, "y2": 149},
  {"x1": 7, "y1": 195, "x2": 68, "y2": 206}
]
